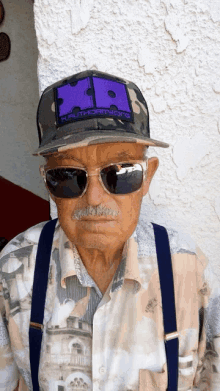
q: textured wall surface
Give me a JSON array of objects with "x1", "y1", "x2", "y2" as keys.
[
  {"x1": 34, "y1": 0, "x2": 220, "y2": 269},
  {"x1": 0, "y1": 0, "x2": 48, "y2": 199}
]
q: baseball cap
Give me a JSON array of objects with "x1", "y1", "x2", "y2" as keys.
[{"x1": 33, "y1": 70, "x2": 169, "y2": 156}]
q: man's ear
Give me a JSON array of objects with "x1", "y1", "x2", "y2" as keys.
[{"x1": 142, "y1": 157, "x2": 159, "y2": 196}]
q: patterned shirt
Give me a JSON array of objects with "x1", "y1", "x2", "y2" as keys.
[{"x1": 0, "y1": 212, "x2": 219, "y2": 391}]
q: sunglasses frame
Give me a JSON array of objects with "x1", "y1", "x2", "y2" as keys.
[{"x1": 40, "y1": 160, "x2": 148, "y2": 199}]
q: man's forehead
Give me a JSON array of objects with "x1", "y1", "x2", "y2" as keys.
[{"x1": 45, "y1": 143, "x2": 146, "y2": 161}]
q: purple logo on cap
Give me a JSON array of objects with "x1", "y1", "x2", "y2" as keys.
[{"x1": 55, "y1": 76, "x2": 133, "y2": 126}]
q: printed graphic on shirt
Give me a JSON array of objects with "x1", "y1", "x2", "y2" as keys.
[
  {"x1": 43, "y1": 316, "x2": 93, "y2": 391},
  {"x1": 40, "y1": 274, "x2": 102, "y2": 391}
]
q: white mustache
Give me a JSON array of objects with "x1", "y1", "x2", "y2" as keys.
[{"x1": 72, "y1": 205, "x2": 119, "y2": 220}]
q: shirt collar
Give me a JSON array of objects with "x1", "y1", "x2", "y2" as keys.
[{"x1": 111, "y1": 231, "x2": 142, "y2": 294}]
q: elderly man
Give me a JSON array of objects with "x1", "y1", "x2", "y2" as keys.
[{"x1": 0, "y1": 70, "x2": 219, "y2": 391}]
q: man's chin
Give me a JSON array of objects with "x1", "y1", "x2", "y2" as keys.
[{"x1": 73, "y1": 229, "x2": 121, "y2": 249}]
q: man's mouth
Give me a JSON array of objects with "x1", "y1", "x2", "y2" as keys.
[{"x1": 80, "y1": 217, "x2": 116, "y2": 221}]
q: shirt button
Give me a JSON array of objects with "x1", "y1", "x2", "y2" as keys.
[{"x1": 99, "y1": 366, "x2": 106, "y2": 374}]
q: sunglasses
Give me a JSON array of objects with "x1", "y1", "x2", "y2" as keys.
[{"x1": 40, "y1": 160, "x2": 148, "y2": 199}]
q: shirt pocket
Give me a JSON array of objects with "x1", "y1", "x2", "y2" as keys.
[
  {"x1": 139, "y1": 364, "x2": 167, "y2": 391},
  {"x1": 139, "y1": 355, "x2": 195, "y2": 391}
]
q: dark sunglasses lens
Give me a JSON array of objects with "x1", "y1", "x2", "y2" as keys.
[
  {"x1": 46, "y1": 168, "x2": 87, "y2": 198},
  {"x1": 101, "y1": 163, "x2": 143, "y2": 194}
]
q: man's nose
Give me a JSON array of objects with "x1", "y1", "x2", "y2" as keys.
[{"x1": 84, "y1": 173, "x2": 108, "y2": 205}]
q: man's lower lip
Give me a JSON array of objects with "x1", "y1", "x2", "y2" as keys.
[{"x1": 77, "y1": 220, "x2": 117, "y2": 231}]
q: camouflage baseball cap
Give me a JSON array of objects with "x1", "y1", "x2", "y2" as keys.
[{"x1": 33, "y1": 70, "x2": 169, "y2": 156}]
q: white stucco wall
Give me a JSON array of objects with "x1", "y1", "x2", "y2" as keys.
[
  {"x1": 34, "y1": 0, "x2": 220, "y2": 268},
  {"x1": 0, "y1": 0, "x2": 48, "y2": 200}
]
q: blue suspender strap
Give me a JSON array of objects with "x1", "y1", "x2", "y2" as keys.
[
  {"x1": 29, "y1": 218, "x2": 58, "y2": 391},
  {"x1": 152, "y1": 223, "x2": 179, "y2": 391}
]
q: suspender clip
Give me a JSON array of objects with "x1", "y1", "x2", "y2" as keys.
[
  {"x1": 30, "y1": 321, "x2": 44, "y2": 331},
  {"x1": 164, "y1": 331, "x2": 179, "y2": 342}
]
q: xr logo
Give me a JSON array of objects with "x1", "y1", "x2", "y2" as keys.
[{"x1": 55, "y1": 76, "x2": 133, "y2": 125}]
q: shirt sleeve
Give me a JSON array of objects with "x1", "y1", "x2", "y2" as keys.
[
  {"x1": 0, "y1": 280, "x2": 19, "y2": 391},
  {"x1": 193, "y1": 247, "x2": 220, "y2": 390}
]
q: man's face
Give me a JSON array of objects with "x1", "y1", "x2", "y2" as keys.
[{"x1": 43, "y1": 143, "x2": 158, "y2": 250}]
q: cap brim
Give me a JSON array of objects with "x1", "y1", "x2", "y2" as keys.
[{"x1": 33, "y1": 130, "x2": 169, "y2": 156}]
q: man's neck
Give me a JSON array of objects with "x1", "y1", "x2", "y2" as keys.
[{"x1": 75, "y1": 244, "x2": 125, "y2": 294}]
